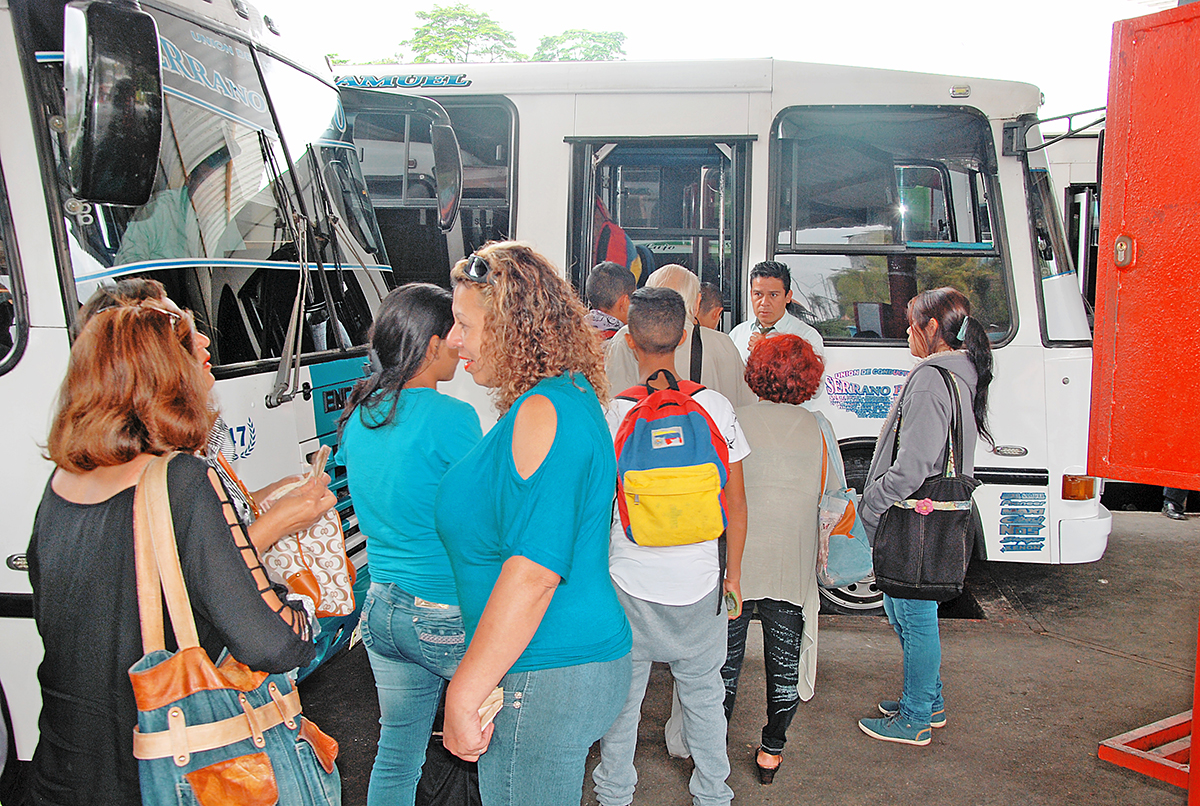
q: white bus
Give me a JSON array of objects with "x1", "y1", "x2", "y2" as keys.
[
  {"x1": 0, "y1": 0, "x2": 460, "y2": 774},
  {"x1": 336, "y1": 59, "x2": 1112, "y2": 613}
]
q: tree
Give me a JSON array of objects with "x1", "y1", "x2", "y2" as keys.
[
  {"x1": 532, "y1": 30, "x2": 626, "y2": 62},
  {"x1": 403, "y1": 4, "x2": 523, "y2": 63}
]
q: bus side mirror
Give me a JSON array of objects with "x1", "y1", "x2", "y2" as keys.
[
  {"x1": 431, "y1": 123, "x2": 462, "y2": 233},
  {"x1": 64, "y1": 1, "x2": 164, "y2": 206}
]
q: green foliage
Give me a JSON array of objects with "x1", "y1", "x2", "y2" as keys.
[
  {"x1": 827, "y1": 254, "x2": 1011, "y2": 335},
  {"x1": 403, "y1": 4, "x2": 524, "y2": 63},
  {"x1": 532, "y1": 30, "x2": 626, "y2": 62}
]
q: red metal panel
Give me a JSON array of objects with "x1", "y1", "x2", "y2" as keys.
[
  {"x1": 1089, "y1": 3, "x2": 1200, "y2": 488},
  {"x1": 1098, "y1": 710, "x2": 1191, "y2": 789}
]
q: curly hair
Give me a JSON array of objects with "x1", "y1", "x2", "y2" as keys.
[
  {"x1": 47, "y1": 304, "x2": 215, "y2": 472},
  {"x1": 451, "y1": 241, "x2": 608, "y2": 413},
  {"x1": 744, "y1": 334, "x2": 824, "y2": 405}
]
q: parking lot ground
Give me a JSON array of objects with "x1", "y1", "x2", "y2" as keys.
[{"x1": 302, "y1": 511, "x2": 1198, "y2": 805}]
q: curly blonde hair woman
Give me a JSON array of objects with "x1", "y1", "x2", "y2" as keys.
[
  {"x1": 451, "y1": 240, "x2": 608, "y2": 412},
  {"x1": 435, "y1": 241, "x2": 632, "y2": 806}
]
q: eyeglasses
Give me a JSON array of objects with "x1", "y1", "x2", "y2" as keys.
[{"x1": 462, "y1": 253, "x2": 492, "y2": 284}]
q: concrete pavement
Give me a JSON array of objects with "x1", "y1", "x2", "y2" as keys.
[{"x1": 302, "y1": 511, "x2": 1198, "y2": 805}]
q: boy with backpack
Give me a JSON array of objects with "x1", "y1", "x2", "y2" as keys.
[{"x1": 593, "y1": 287, "x2": 749, "y2": 806}]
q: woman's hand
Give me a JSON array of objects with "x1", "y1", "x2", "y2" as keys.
[
  {"x1": 443, "y1": 683, "x2": 496, "y2": 761},
  {"x1": 247, "y1": 473, "x2": 336, "y2": 553}
]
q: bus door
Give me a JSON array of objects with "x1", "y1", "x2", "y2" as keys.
[{"x1": 567, "y1": 138, "x2": 752, "y2": 326}]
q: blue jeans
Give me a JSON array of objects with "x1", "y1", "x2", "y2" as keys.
[
  {"x1": 480, "y1": 655, "x2": 631, "y2": 806},
  {"x1": 359, "y1": 581, "x2": 466, "y2": 806},
  {"x1": 721, "y1": 598, "x2": 805, "y2": 755},
  {"x1": 882, "y1": 594, "x2": 943, "y2": 725}
]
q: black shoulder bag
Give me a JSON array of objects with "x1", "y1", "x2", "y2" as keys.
[{"x1": 872, "y1": 366, "x2": 983, "y2": 601}]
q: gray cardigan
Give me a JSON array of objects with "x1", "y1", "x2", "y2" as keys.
[{"x1": 860, "y1": 351, "x2": 979, "y2": 537}]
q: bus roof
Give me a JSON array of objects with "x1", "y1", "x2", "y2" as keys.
[{"x1": 336, "y1": 58, "x2": 1043, "y2": 118}]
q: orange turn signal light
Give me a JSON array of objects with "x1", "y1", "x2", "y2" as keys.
[{"x1": 1062, "y1": 475, "x2": 1097, "y2": 501}]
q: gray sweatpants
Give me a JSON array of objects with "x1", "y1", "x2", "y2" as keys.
[{"x1": 593, "y1": 584, "x2": 732, "y2": 806}]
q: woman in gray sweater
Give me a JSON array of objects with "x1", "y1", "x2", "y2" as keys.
[{"x1": 857, "y1": 287, "x2": 993, "y2": 747}]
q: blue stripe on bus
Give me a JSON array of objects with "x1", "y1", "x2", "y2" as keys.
[
  {"x1": 164, "y1": 85, "x2": 277, "y2": 135},
  {"x1": 75, "y1": 258, "x2": 392, "y2": 283},
  {"x1": 904, "y1": 241, "x2": 997, "y2": 251},
  {"x1": 35, "y1": 51, "x2": 64, "y2": 63}
]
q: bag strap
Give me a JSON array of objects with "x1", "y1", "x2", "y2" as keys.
[
  {"x1": 933, "y1": 366, "x2": 965, "y2": 479},
  {"x1": 215, "y1": 451, "x2": 260, "y2": 519},
  {"x1": 813, "y1": 411, "x2": 847, "y2": 492},
  {"x1": 690, "y1": 325, "x2": 703, "y2": 384},
  {"x1": 820, "y1": 430, "x2": 829, "y2": 493},
  {"x1": 886, "y1": 363, "x2": 963, "y2": 478},
  {"x1": 133, "y1": 452, "x2": 201, "y2": 655}
]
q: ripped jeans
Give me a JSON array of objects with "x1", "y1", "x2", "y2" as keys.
[{"x1": 721, "y1": 598, "x2": 805, "y2": 755}]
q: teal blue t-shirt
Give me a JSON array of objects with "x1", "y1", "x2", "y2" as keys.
[
  {"x1": 339, "y1": 387, "x2": 481, "y2": 604},
  {"x1": 435, "y1": 373, "x2": 631, "y2": 672}
]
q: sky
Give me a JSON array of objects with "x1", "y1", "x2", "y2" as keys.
[{"x1": 268, "y1": 0, "x2": 1176, "y2": 121}]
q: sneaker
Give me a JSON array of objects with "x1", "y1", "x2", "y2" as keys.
[
  {"x1": 878, "y1": 699, "x2": 946, "y2": 728},
  {"x1": 859, "y1": 714, "x2": 931, "y2": 746},
  {"x1": 1163, "y1": 501, "x2": 1187, "y2": 521}
]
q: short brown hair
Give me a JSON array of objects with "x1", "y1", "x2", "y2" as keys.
[
  {"x1": 47, "y1": 304, "x2": 215, "y2": 472},
  {"x1": 451, "y1": 241, "x2": 608, "y2": 412}
]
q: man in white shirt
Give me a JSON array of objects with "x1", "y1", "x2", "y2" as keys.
[
  {"x1": 730, "y1": 261, "x2": 825, "y2": 362},
  {"x1": 593, "y1": 287, "x2": 748, "y2": 806}
]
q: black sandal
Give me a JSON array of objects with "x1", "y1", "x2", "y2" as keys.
[{"x1": 755, "y1": 747, "x2": 781, "y2": 785}]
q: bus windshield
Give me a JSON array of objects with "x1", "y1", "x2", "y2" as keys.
[
  {"x1": 771, "y1": 106, "x2": 1013, "y2": 344},
  {"x1": 60, "y1": 6, "x2": 390, "y2": 368}
]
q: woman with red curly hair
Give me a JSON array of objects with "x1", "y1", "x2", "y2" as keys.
[
  {"x1": 435, "y1": 241, "x2": 632, "y2": 806},
  {"x1": 720, "y1": 333, "x2": 826, "y2": 785}
]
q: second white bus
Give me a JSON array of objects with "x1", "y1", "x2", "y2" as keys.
[{"x1": 337, "y1": 58, "x2": 1112, "y2": 612}]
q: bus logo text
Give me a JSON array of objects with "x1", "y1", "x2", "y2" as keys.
[
  {"x1": 336, "y1": 74, "x2": 472, "y2": 89},
  {"x1": 998, "y1": 491, "x2": 1046, "y2": 552}
]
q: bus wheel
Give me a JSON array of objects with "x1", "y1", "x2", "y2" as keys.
[
  {"x1": 818, "y1": 448, "x2": 884, "y2": 616},
  {"x1": 818, "y1": 574, "x2": 883, "y2": 615}
]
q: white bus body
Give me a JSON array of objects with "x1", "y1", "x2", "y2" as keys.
[
  {"x1": 0, "y1": 0, "x2": 460, "y2": 767},
  {"x1": 337, "y1": 59, "x2": 1112, "y2": 610}
]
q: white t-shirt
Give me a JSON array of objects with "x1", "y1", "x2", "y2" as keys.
[
  {"x1": 730, "y1": 311, "x2": 825, "y2": 362},
  {"x1": 606, "y1": 386, "x2": 750, "y2": 606}
]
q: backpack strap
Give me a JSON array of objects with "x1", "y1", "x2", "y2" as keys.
[
  {"x1": 645, "y1": 368, "x2": 682, "y2": 393},
  {"x1": 690, "y1": 326, "x2": 703, "y2": 384}
]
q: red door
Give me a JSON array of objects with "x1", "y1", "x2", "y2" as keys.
[{"x1": 1089, "y1": 2, "x2": 1200, "y2": 488}]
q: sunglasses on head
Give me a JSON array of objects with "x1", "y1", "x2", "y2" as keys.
[{"x1": 462, "y1": 253, "x2": 492, "y2": 284}]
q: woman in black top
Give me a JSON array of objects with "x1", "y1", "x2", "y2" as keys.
[{"x1": 27, "y1": 301, "x2": 316, "y2": 805}]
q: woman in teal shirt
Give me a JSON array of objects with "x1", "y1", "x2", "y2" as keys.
[
  {"x1": 436, "y1": 242, "x2": 632, "y2": 806},
  {"x1": 338, "y1": 283, "x2": 482, "y2": 806}
]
